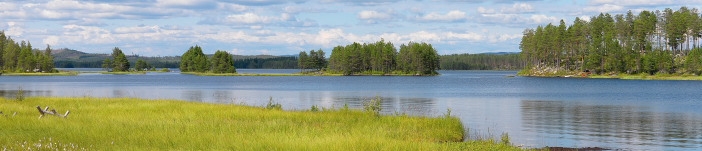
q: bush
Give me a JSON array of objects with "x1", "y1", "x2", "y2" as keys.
[
  {"x1": 15, "y1": 87, "x2": 25, "y2": 101},
  {"x1": 363, "y1": 96, "x2": 382, "y2": 115},
  {"x1": 310, "y1": 105, "x2": 320, "y2": 112},
  {"x1": 265, "y1": 97, "x2": 282, "y2": 110}
]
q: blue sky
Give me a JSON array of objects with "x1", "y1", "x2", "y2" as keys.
[{"x1": 0, "y1": 0, "x2": 700, "y2": 56}]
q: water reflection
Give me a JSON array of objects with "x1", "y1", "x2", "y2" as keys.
[
  {"x1": 521, "y1": 100, "x2": 702, "y2": 149},
  {"x1": 330, "y1": 97, "x2": 435, "y2": 115}
]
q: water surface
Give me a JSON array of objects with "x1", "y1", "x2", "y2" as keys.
[{"x1": 1, "y1": 69, "x2": 700, "y2": 150}]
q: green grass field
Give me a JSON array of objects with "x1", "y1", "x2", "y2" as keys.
[{"x1": 0, "y1": 97, "x2": 523, "y2": 150}]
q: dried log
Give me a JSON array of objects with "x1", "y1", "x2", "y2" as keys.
[{"x1": 36, "y1": 106, "x2": 70, "y2": 118}]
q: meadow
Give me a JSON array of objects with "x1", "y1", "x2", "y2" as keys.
[{"x1": 0, "y1": 97, "x2": 522, "y2": 150}]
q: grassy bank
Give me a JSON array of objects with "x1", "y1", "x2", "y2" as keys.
[
  {"x1": 519, "y1": 68, "x2": 702, "y2": 80},
  {"x1": 0, "y1": 97, "x2": 521, "y2": 150},
  {"x1": 1, "y1": 71, "x2": 79, "y2": 76}
]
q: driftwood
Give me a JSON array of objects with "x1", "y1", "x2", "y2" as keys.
[{"x1": 36, "y1": 106, "x2": 70, "y2": 118}]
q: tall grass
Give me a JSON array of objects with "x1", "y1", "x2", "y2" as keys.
[{"x1": 0, "y1": 97, "x2": 523, "y2": 150}]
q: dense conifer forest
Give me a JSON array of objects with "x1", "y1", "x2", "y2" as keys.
[
  {"x1": 0, "y1": 31, "x2": 56, "y2": 73},
  {"x1": 520, "y1": 7, "x2": 702, "y2": 75}
]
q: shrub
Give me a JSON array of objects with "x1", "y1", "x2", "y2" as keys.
[
  {"x1": 15, "y1": 87, "x2": 25, "y2": 101},
  {"x1": 363, "y1": 96, "x2": 382, "y2": 115},
  {"x1": 265, "y1": 97, "x2": 282, "y2": 110},
  {"x1": 310, "y1": 105, "x2": 320, "y2": 112}
]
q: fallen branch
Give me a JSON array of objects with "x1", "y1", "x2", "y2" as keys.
[{"x1": 36, "y1": 106, "x2": 70, "y2": 118}]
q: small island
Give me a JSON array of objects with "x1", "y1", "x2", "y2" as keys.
[
  {"x1": 519, "y1": 7, "x2": 702, "y2": 80},
  {"x1": 180, "y1": 40, "x2": 441, "y2": 76}
]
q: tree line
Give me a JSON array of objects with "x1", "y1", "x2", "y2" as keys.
[
  {"x1": 440, "y1": 53, "x2": 523, "y2": 70},
  {"x1": 0, "y1": 31, "x2": 56, "y2": 73},
  {"x1": 180, "y1": 45, "x2": 236, "y2": 73},
  {"x1": 235, "y1": 57, "x2": 297, "y2": 69},
  {"x1": 301, "y1": 40, "x2": 440, "y2": 75},
  {"x1": 520, "y1": 7, "x2": 702, "y2": 75}
]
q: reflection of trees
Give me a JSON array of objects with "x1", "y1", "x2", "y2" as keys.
[
  {"x1": 521, "y1": 100, "x2": 702, "y2": 148},
  {"x1": 183, "y1": 90, "x2": 204, "y2": 102},
  {"x1": 332, "y1": 96, "x2": 435, "y2": 115},
  {"x1": 212, "y1": 91, "x2": 231, "y2": 103}
]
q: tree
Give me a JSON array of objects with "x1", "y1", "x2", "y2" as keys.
[
  {"x1": 40, "y1": 44, "x2": 55, "y2": 72},
  {"x1": 210, "y1": 50, "x2": 236, "y2": 73},
  {"x1": 111, "y1": 47, "x2": 130, "y2": 72},
  {"x1": 298, "y1": 51, "x2": 308, "y2": 72},
  {"x1": 180, "y1": 45, "x2": 209, "y2": 72},
  {"x1": 134, "y1": 59, "x2": 150, "y2": 71},
  {"x1": 102, "y1": 58, "x2": 113, "y2": 71}
]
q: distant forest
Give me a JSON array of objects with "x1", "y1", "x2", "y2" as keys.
[
  {"x1": 440, "y1": 53, "x2": 523, "y2": 70},
  {"x1": 52, "y1": 46, "x2": 521, "y2": 71},
  {"x1": 53, "y1": 49, "x2": 298, "y2": 69}
]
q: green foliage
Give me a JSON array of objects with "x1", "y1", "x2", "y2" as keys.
[
  {"x1": 685, "y1": 48, "x2": 702, "y2": 75},
  {"x1": 362, "y1": 96, "x2": 382, "y2": 115},
  {"x1": 265, "y1": 97, "x2": 282, "y2": 110},
  {"x1": 298, "y1": 49, "x2": 327, "y2": 72},
  {"x1": 520, "y1": 7, "x2": 702, "y2": 75},
  {"x1": 234, "y1": 56, "x2": 297, "y2": 69},
  {"x1": 0, "y1": 32, "x2": 56, "y2": 73},
  {"x1": 500, "y1": 133, "x2": 511, "y2": 145},
  {"x1": 210, "y1": 50, "x2": 236, "y2": 73},
  {"x1": 328, "y1": 40, "x2": 438, "y2": 75},
  {"x1": 440, "y1": 53, "x2": 523, "y2": 70},
  {"x1": 134, "y1": 59, "x2": 151, "y2": 71},
  {"x1": 15, "y1": 87, "x2": 24, "y2": 101},
  {"x1": 111, "y1": 47, "x2": 130, "y2": 72},
  {"x1": 310, "y1": 105, "x2": 320, "y2": 112},
  {"x1": 180, "y1": 45, "x2": 209, "y2": 72}
]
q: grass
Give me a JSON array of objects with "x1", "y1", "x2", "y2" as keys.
[
  {"x1": 1, "y1": 71, "x2": 79, "y2": 76},
  {"x1": 0, "y1": 97, "x2": 524, "y2": 150}
]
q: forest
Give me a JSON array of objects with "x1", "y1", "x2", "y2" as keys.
[
  {"x1": 301, "y1": 40, "x2": 440, "y2": 75},
  {"x1": 440, "y1": 53, "x2": 523, "y2": 70},
  {"x1": 520, "y1": 7, "x2": 702, "y2": 75},
  {"x1": 0, "y1": 31, "x2": 56, "y2": 73}
]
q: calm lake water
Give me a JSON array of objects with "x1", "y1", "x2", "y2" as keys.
[{"x1": 2, "y1": 69, "x2": 701, "y2": 150}]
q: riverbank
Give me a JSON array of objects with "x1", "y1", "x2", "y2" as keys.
[
  {"x1": 0, "y1": 97, "x2": 522, "y2": 150},
  {"x1": 518, "y1": 67, "x2": 702, "y2": 80}
]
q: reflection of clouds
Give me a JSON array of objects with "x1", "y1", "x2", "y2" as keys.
[
  {"x1": 183, "y1": 90, "x2": 203, "y2": 102},
  {"x1": 521, "y1": 100, "x2": 702, "y2": 150},
  {"x1": 331, "y1": 96, "x2": 435, "y2": 115}
]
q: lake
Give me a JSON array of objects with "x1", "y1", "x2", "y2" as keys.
[{"x1": 1, "y1": 69, "x2": 701, "y2": 150}]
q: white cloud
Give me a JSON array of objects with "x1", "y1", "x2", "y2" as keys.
[
  {"x1": 530, "y1": 14, "x2": 560, "y2": 25},
  {"x1": 501, "y1": 3, "x2": 534, "y2": 14},
  {"x1": 415, "y1": 10, "x2": 467, "y2": 22},
  {"x1": 224, "y1": 13, "x2": 293, "y2": 24},
  {"x1": 477, "y1": 7, "x2": 496, "y2": 14},
  {"x1": 358, "y1": 10, "x2": 392, "y2": 20},
  {"x1": 584, "y1": 4, "x2": 624, "y2": 13}
]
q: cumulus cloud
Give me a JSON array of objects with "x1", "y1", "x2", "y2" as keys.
[
  {"x1": 501, "y1": 3, "x2": 534, "y2": 14},
  {"x1": 583, "y1": 4, "x2": 624, "y2": 13},
  {"x1": 358, "y1": 10, "x2": 398, "y2": 24},
  {"x1": 414, "y1": 10, "x2": 467, "y2": 22}
]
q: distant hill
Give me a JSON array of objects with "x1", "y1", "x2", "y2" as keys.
[{"x1": 52, "y1": 49, "x2": 297, "y2": 69}]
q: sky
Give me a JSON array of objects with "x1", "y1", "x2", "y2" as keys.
[{"x1": 0, "y1": 0, "x2": 700, "y2": 56}]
